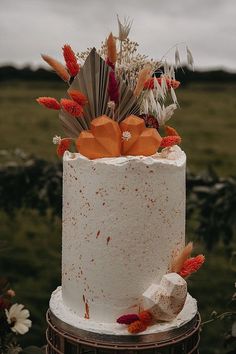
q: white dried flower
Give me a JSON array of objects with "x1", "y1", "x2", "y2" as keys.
[
  {"x1": 52, "y1": 135, "x2": 61, "y2": 145},
  {"x1": 175, "y1": 47, "x2": 181, "y2": 68},
  {"x1": 107, "y1": 101, "x2": 116, "y2": 110},
  {"x1": 157, "y1": 103, "x2": 177, "y2": 126},
  {"x1": 170, "y1": 87, "x2": 178, "y2": 104},
  {"x1": 5, "y1": 304, "x2": 32, "y2": 335},
  {"x1": 186, "y1": 46, "x2": 194, "y2": 70},
  {"x1": 122, "y1": 131, "x2": 132, "y2": 141},
  {"x1": 117, "y1": 15, "x2": 132, "y2": 41}
]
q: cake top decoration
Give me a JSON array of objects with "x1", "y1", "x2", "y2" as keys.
[{"x1": 36, "y1": 16, "x2": 194, "y2": 159}]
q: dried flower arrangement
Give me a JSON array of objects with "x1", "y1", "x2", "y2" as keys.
[{"x1": 36, "y1": 16, "x2": 194, "y2": 159}]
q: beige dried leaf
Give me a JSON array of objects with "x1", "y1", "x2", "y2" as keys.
[
  {"x1": 106, "y1": 33, "x2": 117, "y2": 64},
  {"x1": 41, "y1": 54, "x2": 70, "y2": 82},
  {"x1": 133, "y1": 64, "x2": 152, "y2": 97},
  {"x1": 171, "y1": 242, "x2": 193, "y2": 273}
]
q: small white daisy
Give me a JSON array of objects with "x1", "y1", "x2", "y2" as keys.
[
  {"x1": 122, "y1": 131, "x2": 132, "y2": 141},
  {"x1": 52, "y1": 135, "x2": 61, "y2": 145},
  {"x1": 5, "y1": 303, "x2": 32, "y2": 335}
]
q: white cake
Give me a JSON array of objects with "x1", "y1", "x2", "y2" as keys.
[
  {"x1": 61, "y1": 148, "x2": 186, "y2": 322},
  {"x1": 38, "y1": 20, "x2": 202, "y2": 336}
]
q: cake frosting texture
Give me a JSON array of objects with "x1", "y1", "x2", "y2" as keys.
[{"x1": 62, "y1": 150, "x2": 186, "y2": 323}]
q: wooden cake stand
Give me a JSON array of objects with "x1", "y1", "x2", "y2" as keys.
[{"x1": 46, "y1": 310, "x2": 201, "y2": 354}]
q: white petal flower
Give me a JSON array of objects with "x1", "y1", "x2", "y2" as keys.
[
  {"x1": 122, "y1": 131, "x2": 132, "y2": 141},
  {"x1": 52, "y1": 135, "x2": 61, "y2": 145},
  {"x1": 5, "y1": 303, "x2": 32, "y2": 335}
]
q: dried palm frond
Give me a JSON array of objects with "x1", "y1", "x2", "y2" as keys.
[
  {"x1": 41, "y1": 54, "x2": 70, "y2": 82},
  {"x1": 171, "y1": 242, "x2": 193, "y2": 273},
  {"x1": 60, "y1": 48, "x2": 141, "y2": 135}
]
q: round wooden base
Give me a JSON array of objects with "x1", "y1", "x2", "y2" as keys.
[{"x1": 46, "y1": 310, "x2": 201, "y2": 353}]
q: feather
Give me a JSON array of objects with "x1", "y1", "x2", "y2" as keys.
[
  {"x1": 134, "y1": 64, "x2": 152, "y2": 97},
  {"x1": 186, "y1": 46, "x2": 194, "y2": 71},
  {"x1": 171, "y1": 242, "x2": 193, "y2": 273},
  {"x1": 41, "y1": 54, "x2": 70, "y2": 82},
  {"x1": 106, "y1": 33, "x2": 117, "y2": 65}
]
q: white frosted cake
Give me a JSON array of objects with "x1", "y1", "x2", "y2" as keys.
[{"x1": 37, "y1": 19, "x2": 204, "y2": 336}]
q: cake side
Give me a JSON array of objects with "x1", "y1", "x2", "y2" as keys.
[{"x1": 62, "y1": 150, "x2": 186, "y2": 323}]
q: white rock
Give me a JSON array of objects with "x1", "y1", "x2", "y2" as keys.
[{"x1": 142, "y1": 273, "x2": 187, "y2": 321}]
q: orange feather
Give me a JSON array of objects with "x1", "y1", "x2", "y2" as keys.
[
  {"x1": 41, "y1": 54, "x2": 70, "y2": 82},
  {"x1": 171, "y1": 242, "x2": 193, "y2": 273}
]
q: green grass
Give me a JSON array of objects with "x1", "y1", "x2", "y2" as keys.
[{"x1": 0, "y1": 80, "x2": 236, "y2": 352}]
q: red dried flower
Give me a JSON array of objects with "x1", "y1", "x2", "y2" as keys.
[
  {"x1": 60, "y1": 99, "x2": 83, "y2": 117},
  {"x1": 36, "y1": 97, "x2": 61, "y2": 110},
  {"x1": 116, "y1": 313, "x2": 139, "y2": 325},
  {"x1": 144, "y1": 77, "x2": 180, "y2": 90},
  {"x1": 68, "y1": 89, "x2": 88, "y2": 106},
  {"x1": 108, "y1": 71, "x2": 119, "y2": 103},
  {"x1": 106, "y1": 58, "x2": 115, "y2": 70},
  {"x1": 140, "y1": 114, "x2": 159, "y2": 130},
  {"x1": 138, "y1": 311, "x2": 152, "y2": 325},
  {"x1": 165, "y1": 125, "x2": 179, "y2": 137},
  {"x1": 128, "y1": 320, "x2": 147, "y2": 334},
  {"x1": 179, "y1": 255, "x2": 205, "y2": 278},
  {"x1": 62, "y1": 44, "x2": 80, "y2": 77},
  {"x1": 160, "y1": 135, "x2": 182, "y2": 148},
  {"x1": 57, "y1": 138, "x2": 72, "y2": 157}
]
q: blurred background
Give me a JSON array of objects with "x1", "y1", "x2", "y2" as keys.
[{"x1": 0, "y1": 1, "x2": 236, "y2": 353}]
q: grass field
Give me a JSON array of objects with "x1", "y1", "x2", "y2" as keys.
[{"x1": 0, "y1": 80, "x2": 236, "y2": 353}]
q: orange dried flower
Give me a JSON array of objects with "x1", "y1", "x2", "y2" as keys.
[
  {"x1": 36, "y1": 97, "x2": 61, "y2": 110},
  {"x1": 128, "y1": 320, "x2": 147, "y2": 334},
  {"x1": 179, "y1": 255, "x2": 205, "y2": 278},
  {"x1": 57, "y1": 138, "x2": 72, "y2": 157},
  {"x1": 62, "y1": 44, "x2": 80, "y2": 77},
  {"x1": 160, "y1": 135, "x2": 181, "y2": 148},
  {"x1": 41, "y1": 54, "x2": 70, "y2": 82},
  {"x1": 144, "y1": 77, "x2": 180, "y2": 90},
  {"x1": 60, "y1": 99, "x2": 83, "y2": 117},
  {"x1": 138, "y1": 311, "x2": 152, "y2": 325},
  {"x1": 165, "y1": 125, "x2": 179, "y2": 137},
  {"x1": 68, "y1": 89, "x2": 88, "y2": 106},
  {"x1": 106, "y1": 32, "x2": 117, "y2": 65}
]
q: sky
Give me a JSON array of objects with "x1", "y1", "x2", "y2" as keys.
[{"x1": 1, "y1": 0, "x2": 236, "y2": 71}]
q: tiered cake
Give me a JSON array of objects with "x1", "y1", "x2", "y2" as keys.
[{"x1": 37, "y1": 18, "x2": 204, "y2": 336}]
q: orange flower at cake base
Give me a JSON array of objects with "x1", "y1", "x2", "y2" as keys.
[
  {"x1": 120, "y1": 115, "x2": 162, "y2": 156},
  {"x1": 179, "y1": 255, "x2": 205, "y2": 278},
  {"x1": 128, "y1": 320, "x2": 148, "y2": 334},
  {"x1": 76, "y1": 115, "x2": 121, "y2": 159}
]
